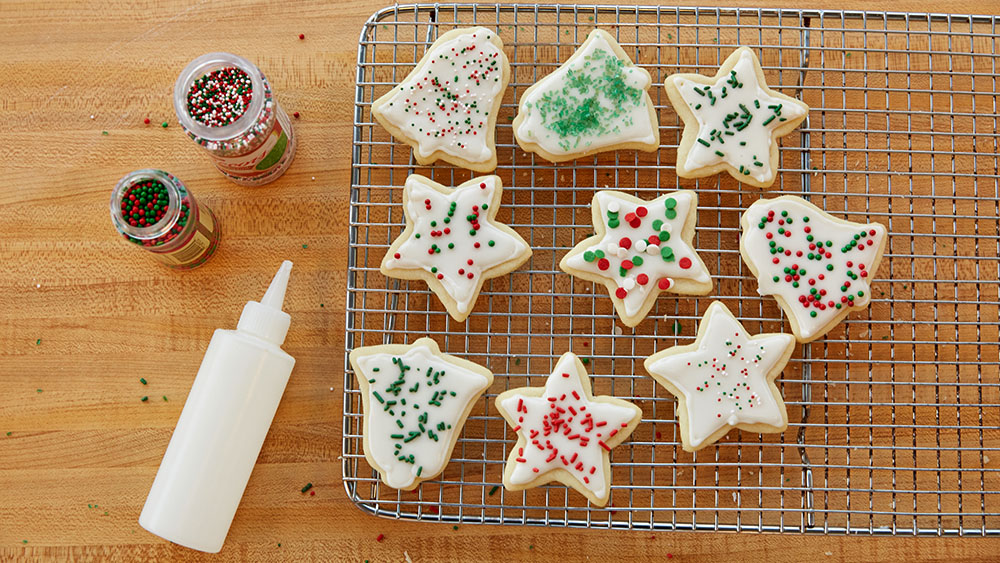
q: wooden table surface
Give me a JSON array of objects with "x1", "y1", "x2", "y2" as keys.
[{"x1": 2, "y1": 0, "x2": 998, "y2": 560}]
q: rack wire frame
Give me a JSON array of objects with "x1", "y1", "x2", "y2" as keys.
[{"x1": 344, "y1": 4, "x2": 1000, "y2": 535}]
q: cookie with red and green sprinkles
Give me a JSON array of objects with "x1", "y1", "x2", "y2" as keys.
[
  {"x1": 371, "y1": 27, "x2": 510, "y2": 173},
  {"x1": 739, "y1": 195, "x2": 887, "y2": 342},
  {"x1": 664, "y1": 47, "x2": 809, "y2": 188},
  {"x1": 380, "y1": 174, "x2": 532, "y2": 322},
  {"x1": 349, "y1": 338, "x2": 493, "y2": 490},
  {"x1": 560, "y1": 190, "x2": 713, "y2": 327},
  {"x1": 513, "y1": 28, "x2": 659, "y2": 163}
]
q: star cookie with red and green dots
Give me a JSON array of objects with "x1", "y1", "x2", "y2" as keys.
[
  {"x1": 495, "y1": 351, "x2": 642, "y2": 506},
  {"x1": 560, "y1": 190, "x2": 713, "y2": 327},
  {"x1": 643, "y1": 301, "x2": 795, "y2": 452},
  {"x1": 740, "y1": 195, "x2": 887, "y2": 342},
  {"x1": 381, "y1": 174, "x2": 531, "y2": 322}
]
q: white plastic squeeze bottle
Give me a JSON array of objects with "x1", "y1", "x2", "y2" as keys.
[{"x1": 139, "y1": 260, "x2": 296, "y2": 553}]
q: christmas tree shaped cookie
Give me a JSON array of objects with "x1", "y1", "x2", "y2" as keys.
[
  {"x1": 513, "y1": 29, "x2": 659, "y2": 162},
  {"x1": 495, "y1": 352, "x2": 642, "y2": 506},
  {"x1": 381, "y1": 174, "x2": 532, "y2": 322},
  {"x1": 371, "y1": 27, "x2": 510, "y2": 172},
  {"x1": 740, "y1": 196, "x2": 887, "y2": 342},
  {"x1": 560, "y1": 190, "x2": 713, "y2": 327},
  {"x1": 350, "y1": 338, "x2": 493, "y2": 490},
  {"x1": 664, "y1": 47, "x2": 809, "y2": 188},
  {"x1": 644, "y1": 301, "x2": 795, "y2": 452}
]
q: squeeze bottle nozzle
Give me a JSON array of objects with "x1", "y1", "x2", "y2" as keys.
[{"x1": 237, "y1": 261, "x2": 293, "y2": 346}]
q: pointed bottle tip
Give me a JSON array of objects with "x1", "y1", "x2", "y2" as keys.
[{"x1": 261, "y1": 260, "x2": 293, "y2": 310}]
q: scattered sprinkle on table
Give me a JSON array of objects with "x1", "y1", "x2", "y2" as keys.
[
  {"x1": 161, "y1": 121, "x2": 168, "y2": 128},
  {"x1": 144, "y1": 118, "x2": 150, "y2": 125},
  {"x1": 301, "y1": 244, "x2": 308, "y2": 249},
  {"x1": 293, "y1": 111, "x2": 300, "y2": 119},
  {"x1": 320, "y1": 303, "x2": 324, "y2": 307},
  {"x1": 301, "y1": 482, "x2": 313, "y2": 493},
  {"x1": 581, "y1": 358, "x2": 590, "y2": 365},
  {"x1": 101, "y1": 131, "x2": 108, "y2": 135},
  {"x1": 5, "y1": 432, "x2": 10, "y2": 436},
  {"x1": 278, "y1": 542, "x2": 282, "y2": 547},
  {"x1": 140, "y1": 378, "x2": 147, "y2": 385},
  {"x1": 452, "y1": 525, "x2": 458, "y2": 531},
  {"x1": 22, "y1": 540, "x2": 27, "y2": 544},
  {"x1": 488, "y1": 485, "x2": 499, "y2": 496},
  {"x1": 141, "y1": 396, "x2": 148, "y2": 402},
  {"x1": 36, "y1": 389, "x2": 42, "y2": 393},
  {"x1": 162, "y1": 395, "x2": 168, "y2": 402},
  {"x1": 298, "y1": 34, "x2": 304, "y2": 40},
  {"x1": 36, "y1": 339, "x2": 41, "y2": 345},
  {"x1": 376, "y1": 533, "x2": 385, "y2": 542}
]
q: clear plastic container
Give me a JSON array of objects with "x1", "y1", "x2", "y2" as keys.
[
  {"x1": 110, "y1": 169, "x2": 221, "y2": 270},
  {"x1": 173, "y1": 52, "x2": 296, "y2": 186}
]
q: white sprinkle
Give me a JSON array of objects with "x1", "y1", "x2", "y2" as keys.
[
  {"x1": 623, "y1": 278, "x2": 636, "y2": 290},
  {"x1": 617, "y1": 247, "x2": 629, "y2": 258},
  {"x1": 607, "y1": 201, "x2": 620, "y2": 213},
  {"x1": 646, "y1": 244, "x2": 659, "y2": 255},
  {"x1": 405, "y1": 551, "x2": 413, "y2": 563},
  {"x1": 825, "y1": 552, "x2": 832, "y2": 557},
  {"x1": 311, "y1": 176, "x2": 316, "y2": 181},
  {"x1": 613, "y1": 326, "x2": 623, "y2": 336},
  {"x1": 36, "y1": 284, "x2": 41, "y2": 289},
  {"x1": 90, "y1": 115, "x2": 95, "y2": 119},
  {"x1": 985, "y1": 454, "x2": 991, "y2": 464},
  {"x1": 732, "y1": 492, "x2": 738, "y2": 502},
  {"x1": 330, "y1": 387, "x2": 335, "y2": 391},
  {"x1": 635, "y1": 240, "x2": 647, "y2": 252}
]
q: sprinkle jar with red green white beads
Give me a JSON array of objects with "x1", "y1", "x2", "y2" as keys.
[
  {"x1": 173, "y1": 52, "x2": 296, "y2": 186},
  {"x1": 109, "y1": 169, "x2": 221, "y2": 270}
]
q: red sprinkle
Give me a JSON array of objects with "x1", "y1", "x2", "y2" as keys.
[
  {"x1": 293, "y1": 111, "x2": 300, "y2": 119},
  {"x1": 298, "y1": 33, "x2": 305, "y2": 40},
  {"x1": 678, "y1": 257, "x2": 692, "y2": 269},
  {"x1": 376, "y1": 534, "x2": 384, "y2": 542},
  {"x1": 143, "y1": 118, "x2": 150, "y2": 125}
]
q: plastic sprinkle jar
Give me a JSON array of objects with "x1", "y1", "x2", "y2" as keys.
[
  {"x1": 110, "y1": 169, "x2": 221, "y2": 270},
  {"x1": 173, "y1": 52, "x2": 296, "y2": 186}
]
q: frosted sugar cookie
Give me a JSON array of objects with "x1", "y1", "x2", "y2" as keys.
[
  {"x1": 643, "y1": 301, "x2": 795, "y2": 452},
  {"x1": 371, "y1": 27, "x2": 510, "y2": 172},
  {"x1": 560, "y1": 190, "x2": 712, "y2": 327},
  {"x1": 513, "y1": 28, "x2": 659, "y2": 162},
  {"x1": 495, "y1": 352, "x2": 642, "y2": 506},
  {"x1": 740, "y1": 196, "x2": 887, "y2": 343},
  {"x1": 664, "y1": 47, "x2": 809, "y2": 188},
  {"x1": 349, "y1": 338, "x2": 494, "y2": 490},
  {"x1": 380, "y1": 174, "x2": 531, "y2": 322}
]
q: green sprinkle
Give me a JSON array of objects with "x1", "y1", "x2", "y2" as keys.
[
  {"x1": 5, "y1": 432, "x2": 10, "y2": 436},
  {"x1": 453, "y1": 525, "x2": 459, "y2": 530},
  {"x1": 36, "y1": 339, "x2": 41, "y2": 345},
  {"x1": 162, "y1": 395, "x2": 168, "y2": 402},
  {"x1": 161, "y1": 121, "x2": 169, "y2": 128},
  {"x1": 139, "y1": 378, "x2": 147, "y2": 385},
  {"x1": 141, "y1": 396, "x2": 148, "y2": 402},
  {"x1": 762, "y1": 115, "x2": 776, "y2": 126},
  {"x1": 581, "y1": 358, "x2": 590, "y2": 365},
  {"x1": 302, "y1": 244, "x2": 308, "y2": 249},
  {"x1": 672, "y1": 320, "x2": 682, "y2": 334},
  {"x1": 714, "y1": 150, "x2": 724, "y2": 157},
  {"x1": 36, "y1": 389, "x2": 42, "y2": 393},
  {"x1": 301, "y1": 482, "x2": 313, "y2": 493},
  {"x1": 489, "y1": 485, "x2": 500, "y2": 496},
  {"x1": 101, "y1": 131, "x2": 108, "y2": 136}
]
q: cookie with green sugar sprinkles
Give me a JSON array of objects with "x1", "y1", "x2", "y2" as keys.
[
  {"x1": 513, "y1": 28, "x2": 659, "y2": 163},
  {"x1": 664, "y1": 47, "x2": 809, "y2": 188},
  {"x1": 740, "y1": 195, "x2": 887, "y2": 343},
  {"x1": 349, "y1": 338, "x2": 493, "y2": 490},
  {"x1": 560, "y1": 190, "x2": 713, "y2": 327},
  {"x1": 380, "y1": 174, "x2": 532, "y2": 322}
]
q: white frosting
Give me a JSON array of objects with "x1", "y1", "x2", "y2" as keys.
[
  {"x1": 515, "y1": 31, "x2": 657, "y2": 156},
  {"x1": 377, "y1": 27, "x2": 506, "y2": 164},
  {"x1": 563, "y1": 191, "x2": 711, "y2": 318},
  {"x1": 382, "y1": 175, "x2": 529, "y2": 315},
  {"x1": 668, "y1": 50, "x2": 808, "y2": 184},
  {"x1": 741, "y1": 197, "x2": 886, "y2": 340},
  {"x1": 497, "y1": 353, "x2": 638, "y2": 500},
  {"x1": 355, "y1": 342, "x2": 491, "y2": 489},
  {"x1": 644, "y1": 302, "x2": 793, "y2": 449}
]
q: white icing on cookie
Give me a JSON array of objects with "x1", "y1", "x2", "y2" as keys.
[
  {"x1": 496, "y1": 353, "x2": 640, "y2": 501},
  {"x1": 352, "y1": 339, "x2": 492, "y2": 489},
  {"x1": 561, "y1": 191, "x2": 711, "y2": 322},
  {"x1": 515, "y1": 30, "x2": 657, "y2": 157},
  {"x1": 666, "y1": 48, "x2": 808, "y2": 185},
  {"x1": 741, "y1": 196, "x2": 887, "y2": 341},
  {"x1": 644, "y1": 302, "x2": 794, "y2": 450},
  {"x1": 376, "y1": 27, "x2": 506, "y2": 164},
  {"x1": 381, "y1": 175, "x2": 530, "y2": 317}
]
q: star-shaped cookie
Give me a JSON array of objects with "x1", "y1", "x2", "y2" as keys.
[
  {"x1": 560, "y1": 190, "x2": 713, "y2": 327},
  {"x1": 371, "y1": 27, "x2": 510, "y2": 172},
  {"x1": 643, "y1": 301, "x2": 796, "y2": 452},
  {"x1": 495, "y1": 352, "x2": 642, "y2": 506},
  {"x1": 349, "y1": 338, "x2": 494, "y2": 490},
  {"x1": 740, "y1": 195, "x2": 887, "y2": 343},
  {"x1": 664, "y1": 47, "x2": 809, "y2": 188},
  {"x1": 381, "y1": 175, "x2": 531, "y2": 322}
]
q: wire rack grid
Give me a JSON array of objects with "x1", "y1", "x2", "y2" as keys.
[{"x1": 344, "y1": 4, "x2": 1000, "y2": 535}]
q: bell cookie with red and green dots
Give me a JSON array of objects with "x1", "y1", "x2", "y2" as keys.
[
  {"x1": 349, "y1": 338, "x2": 494, "y2": 490},
  {"x1": 371, "y1": 27, "x2": 510, "y2": 173},
  {"x1": 380, "y1": 174, "x2": 532, "y2": 322},
  {"x1": 664, "y1": 47, "x2": 809, "y2": 189},
  {"x1": 560, "y1": 190, "x2": 713, "y2": 327},
  {"x1": 739, "y1": 195, "x2": 887, "y2": 342}
]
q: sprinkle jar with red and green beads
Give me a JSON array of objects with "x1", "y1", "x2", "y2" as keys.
[
  {"x1": 109, "y1": 169, "x2": 221, "y2": 270},
  {"x1": 173, "y1": 52, "x2": 296, "y2": 186}
]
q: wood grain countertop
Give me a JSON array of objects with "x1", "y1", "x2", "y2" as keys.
[{"x1": 1, "y1": 0, "x2": 997, "y2": 560}]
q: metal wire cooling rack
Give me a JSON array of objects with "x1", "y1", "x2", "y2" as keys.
[{"x1": 345, "y1": 4, "x2": 1000, "y2": 535}]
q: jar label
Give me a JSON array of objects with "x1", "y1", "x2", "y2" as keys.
[
  {"x1": 209, "y1": 106, "x2": 295, "y2": 180},
  {"x1": 153, "y1": 206, "x2": 219, "y2": 269}
]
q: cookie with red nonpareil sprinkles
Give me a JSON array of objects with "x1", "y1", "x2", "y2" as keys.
[
  {"x1": 560, "y1": 190, "x2": 713, "y2": 327},
  {"x1": 740, "y1": 195, "x2": 887, "y2": 342},
  {"x1": 371, "y1": 27, "x2": 510, "y2": 173},
  {"x1": 380, "y1": 175, "x2": 531, "y2": 322},
  {"x1": 495, "y1": 352, "x2": 642, "y2": 506}
]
